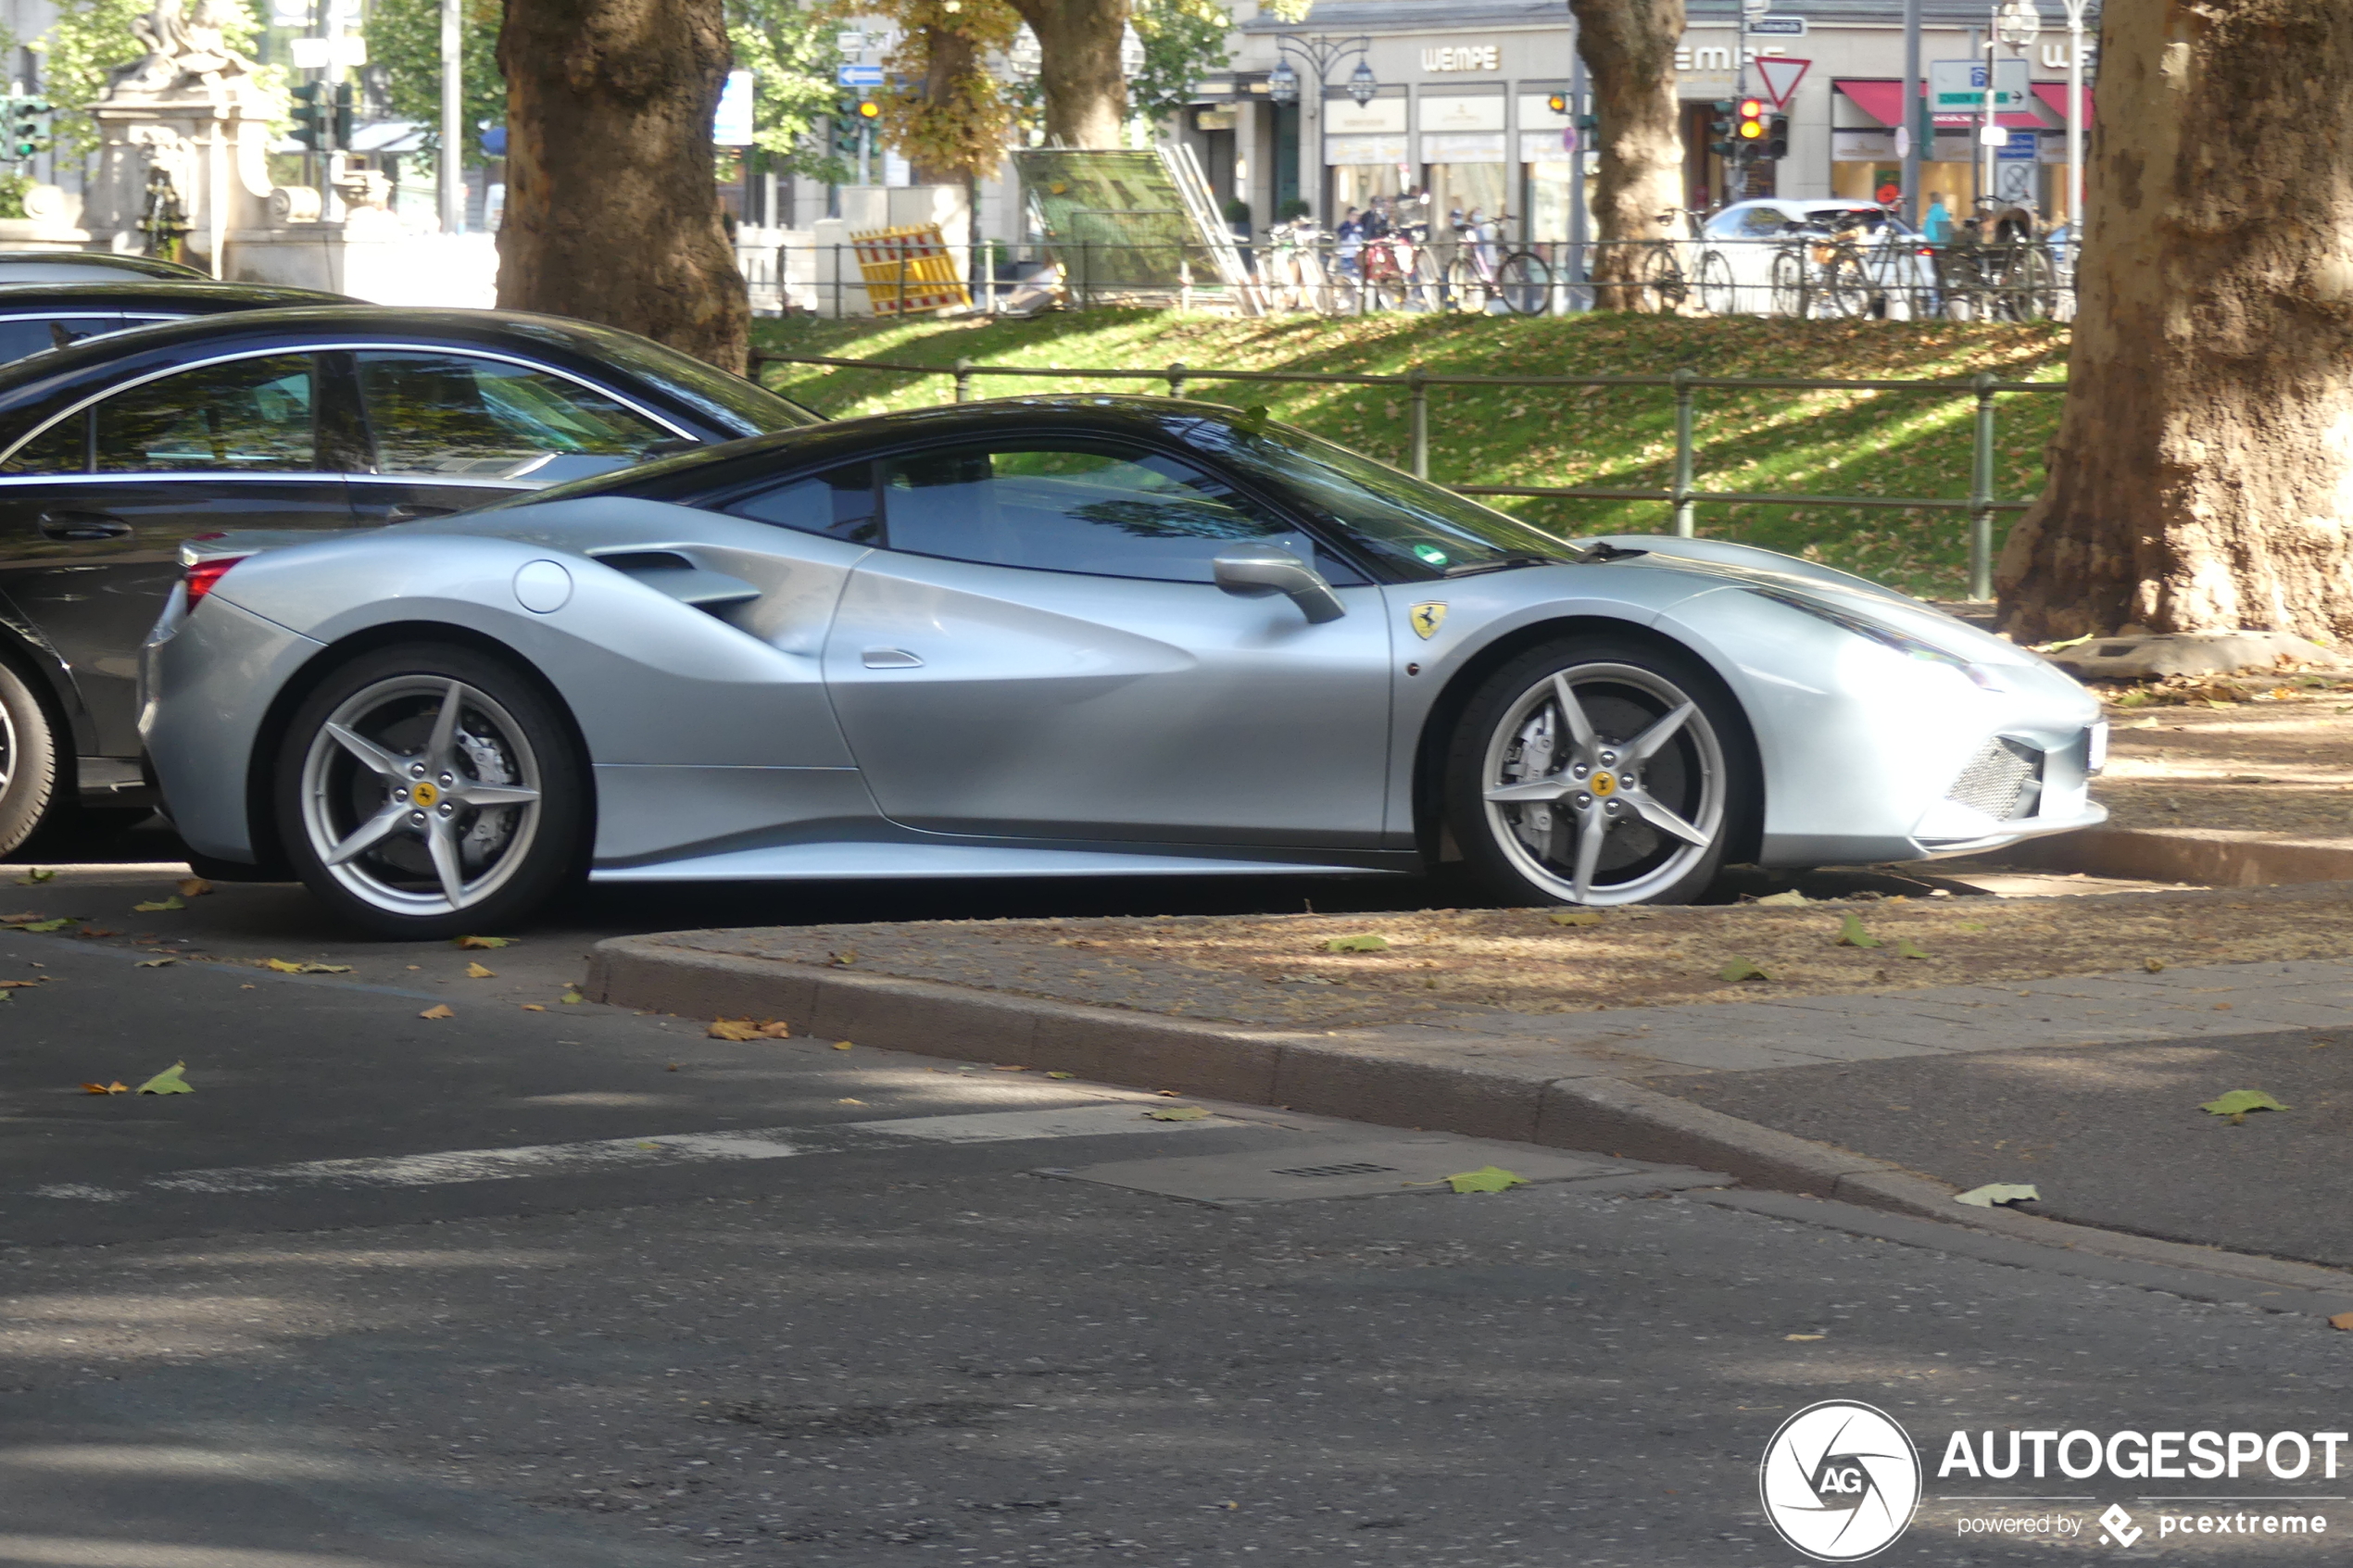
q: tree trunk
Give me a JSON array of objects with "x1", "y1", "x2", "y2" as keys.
[
  {"x1": 1998, "y1": 1, "x2": 2353, "y2": 640},
  {"x1": 496, "y1": 0, "x2": 749, "y2": 373},
  {"x1": 1569, "y1": 0, "x2": 1685, "y2": 311},
  {"x1": 1007, "y1": 0, "x2": 1127, "y2": 148},
  {"x1": 910, "y1": 25, "x2": 981, "y2": 184}
]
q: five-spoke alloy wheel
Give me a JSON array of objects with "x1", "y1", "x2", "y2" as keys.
[
  {"x1": 1447, "y1": 638, "x2": 1754, "y2": 907},
  {"x1": 278, "y1": 645, "x2": 585, "y2": 937}
]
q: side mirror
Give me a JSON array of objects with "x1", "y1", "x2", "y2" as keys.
[{"x1": 1213, "y1": 546, "x2": 1347, "y2": 624}]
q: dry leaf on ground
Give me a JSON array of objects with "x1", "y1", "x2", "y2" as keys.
[
  {"x1": 80, "y1": 1080, "x2": 129, "y2": 1095},
  {"x1": 1443, "y1": 1166, "x2": 1527, "y2": 1194},
  {"x1": 418, "y1": 1003, "x2": 455, "y2": 1020},
  {"x1": 177, "y1": 878, "x2": 212, "y2": 897},
  {"x1": 134, "y1": 957, "x2": 175, "y2": 968},
  {"x1": 560, "y1": 988, "x2": 585, "y2": 1004},
  {"x1": 1325, "y1": 935, "x2": 1390, "y2": 952},
  {"x1": 456, "y1": 935, "x2": 511, "y2": 949},
  {"x1": 17, "y1": 869, "x2": 54, "y2": 884},
  {"x1": 1955, "y1": 1183, "x2": 2041, "y2": 1208},
  {"x1": 464, "y1": 962, "x2": 496, "y2": 979},
  {"x1": 134, "y1": 1061, "x2": 192, "y2": 1095},
  {"x1": 132, "y1": 896, "x2": 183, "y2": 913},
  {"x1": 1144, "y1": 1106, "x2": 1209, "y2": 1122}
]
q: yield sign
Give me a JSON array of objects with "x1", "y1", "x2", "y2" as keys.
[{"x1": 1755, "y1": 56, "x2": 1811, "y2": 109}]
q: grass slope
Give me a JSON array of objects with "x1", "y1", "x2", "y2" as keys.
[{"x1": 750, "y1": 311, "x2": 2070, "y2": 599}]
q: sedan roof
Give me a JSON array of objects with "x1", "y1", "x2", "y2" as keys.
[
  {"x1": 0, "y1": 250, "x2": 209, "y2": 282},
  {"x1": 0, "y1": 279, "x2": 351, "y2": 313}
]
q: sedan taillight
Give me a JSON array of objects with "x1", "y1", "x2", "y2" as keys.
[{"x1": 184, "y1": 555, "x2": 252, "y2": 606}]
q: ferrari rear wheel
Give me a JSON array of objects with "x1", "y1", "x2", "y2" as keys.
[
  {"x1": 1446, "y1": 638, "x2": 1751, "y2": 907},
  {"x1": 278, "y1": 644, "x2": 585, "y2": 938},
  {"x1": 0, "y1": 659, "x2": 61, "y2": 858}
]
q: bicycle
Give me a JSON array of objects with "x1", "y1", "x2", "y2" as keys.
[{"x1": 1442, "y1": 213, "x2": 1553, "y2": 317}]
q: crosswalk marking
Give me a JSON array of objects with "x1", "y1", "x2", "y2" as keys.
[{"x1": 30, "y1": 1100, "x2": 1234, "y2": 1203}]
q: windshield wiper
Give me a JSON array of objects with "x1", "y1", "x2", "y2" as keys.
[{"x1": 1441, "y1": 553, "x2": 1572, "y2": 578}]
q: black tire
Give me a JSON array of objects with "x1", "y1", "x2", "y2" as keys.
[
  {"x1": 0, "y1": 659, "x2": 62, "y2": 858},
  {"x1": 275, "y1": 642, "x2": 586, "y2": 939},
  {"x1": 1768, "y1": 248, "x2": 1809, "y2": 319},
  {"x1": 1444, "y1": 636, "x2": 1756, "y2": 908},
  {"x1": 1695, "y1": 250, "x2": 1738, "y2": 315},
  {"x1": 1497, "y1": 252, "x2": 1549, "y2": 315}
]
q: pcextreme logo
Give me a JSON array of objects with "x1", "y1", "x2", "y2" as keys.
[{"x1": 1759, "y1": 1400, "x2": 1923, "y2": 1561}]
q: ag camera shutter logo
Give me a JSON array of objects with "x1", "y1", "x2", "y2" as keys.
[{"x1": 1760, "y1": 1400, "x2": 1923, "y2": 1561}]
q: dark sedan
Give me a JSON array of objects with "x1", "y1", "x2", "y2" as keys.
[
  {"x1": 0, "y1": 307, "x2": 819, "y2": 851},
  {"x1": 0, "y1": 250, "x2": 209, "y2": 282},
  {"x1": 0, "y1": 279, "x2": 350, "y2": 365}
]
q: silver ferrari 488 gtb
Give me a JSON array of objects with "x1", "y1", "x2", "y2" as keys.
[{"x1": 140, "y1": 396, "x2": 2105, "y2": 937}]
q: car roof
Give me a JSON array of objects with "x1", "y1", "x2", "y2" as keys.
[
  {"x1": 0, "y1": 250, "x2": 210, "y2": 281},
  {"x1": 0, "y1": 280, "x2": 351, "y2": 312}
]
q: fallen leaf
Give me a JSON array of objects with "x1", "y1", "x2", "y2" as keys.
[
  {"x1": 17, "y1": 918, "x2": 71, "y2": 933},
  {"x1": 0, "y1": 912, "x2": 46, "y2": 924},
  {"x1": 1324, "y1": 935, "x2": 1389, "y2": 952},
  {"x1": 1895, "y1": 937, "x2": 1930, "y2": 960},
  {"x1": 1444, "y1": 1165, "x2": 1527, "y2": 1195},
  {"x1": 2144, "y1": 957, "x2": 2166, "y2": 972},
  {"x1": 1046, "y1": 1071, "x2": 1076, "y2": 1080},
  {"x1": 838, "y1": 1098, "x2": 866, "y2": 1105},
  {"x1": 831, "y1": 1040, "x2": 853, "y2": 1050},
  {"x1": 708, "y1": 1019, "x2": 765, "y2": 1041},
  {"x1": 2331, "y1": 1312, "x2": 2353, "y2": 1332},
  {"x1": 132, "y1": 896, "x2": 184, "y2": 913},
  {"x1": 560, "y1": 988, "x2": 585, "y2": 1005},
  {"x1": 830, "y1": 947, "x2": 857, "y2": 966},
  {"x1": 134, "y1": 957, "x2": 176, "y2": 968},
  {"x1": 1548, "y1": 909, "x2": 1603, "y2": 925},
  {"x1": 455, "y1": 935, "x2": 511, "y2": 949},
  {"x1": 77, "y1": 927, "x2": 117, "y2": 938},
  {"x1": 464, "y1": 962, "x2": 496, "y2": 979},
  {"x1": 262, "y1": 959, "x2": 303, "y2": 972},
  {"x1": 519, "y1": 1003, "x2": 546, "y2": 1011},
  {"x1": 135, "y1": 1061, "x2": 192, "y2": 1095},
  {"x1": 1755, "y1": 889, "x2": 1808, "y2": 907},
  {"x1": 81, "y1": 1081, "x2": 128, "y2": 1095},
  {"x1": 1145, "y1": 1106, "x2": 1210, "y2": 1122},
  {"x1": 1718, "y1": 957, "x2": 1770, "y2": 983},
  {"x1": 418, "y1": 1003, "x2": 455, "y2": 1020},
  {"x1": 1954, "y1": 1182, "x2": 2041, "y2": 1208},
  {"x1": 177, "y1": 878, "x2": 213, "y2": 897},
  {"x1": 1784, "y1": 1334, "x2": 1826, "y2": 1342},
  {"x1": 636, "y1": 1140, "x2": 661, "y2": 1150},
  {"x1": 18, "y1": 869, "x2": 54, "y2": 884},
  {"x1": 2200, "y1": 1089, "x2": 2286, "y2": 1123},
  {"x1": 1835, "y1": 911, "x2": 1882, "y2": 948},
  {"x1": 0, "y1": 977, "x2": 43, "y2": 988},
  {"x1": 993, "y1": 1064, "x2": 1027, "y2": 1072},
  {"x1": 300, "y1": 963, "x2": 351, "y2": 973},
  {"x1": 666, "y1": 1063, "x2": 679, "y2": 1072}
]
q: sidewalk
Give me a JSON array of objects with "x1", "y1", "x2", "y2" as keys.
[{"x1": 589, "y1": 882, "x2": 2353, "y2": 1283}]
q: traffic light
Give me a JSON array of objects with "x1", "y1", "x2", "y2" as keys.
[
  {"x1": 331, "y1": 81, "x2": 355, "y2": 147},
  {"x1": 4, "y1": 94, "x2": 49, "y2": 161},
  {"x1": 831, "y1": 96, "x2": 879, "y2": 155},
  {"x1": 1737, "y1": 97, "x2": 1767, "y2": 150},
  {"x1": 1544, "y1": 92, "x2": 1568, "y2": 116},
  {"x1": 1708, "y1": 99, "x2": 1738, "y2": 157},
  {"x1": 1765, "y1": 114, "x2": 1790, "y2": 159},
  {"x1": 290, "y1": 82, "x2": 326, "y2": 151}
]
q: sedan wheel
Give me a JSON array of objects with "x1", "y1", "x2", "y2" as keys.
[
  {"x1": 279, "y1": 645, "x2": 584, "y2": 938},
  {"x1": 1447, "y1": 640, "x2": 1751, "y2": 907},
  {"x1": 0, "y1": 659, "x2": 61, "y2": 857}
]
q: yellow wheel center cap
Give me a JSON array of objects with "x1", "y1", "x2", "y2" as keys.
[
  {"x1": 411, "y1": 780, "x2": 441, "y2": 808},
  {"x1": 1590, "y1": 771, "x2": 1617, "y2": 797}
]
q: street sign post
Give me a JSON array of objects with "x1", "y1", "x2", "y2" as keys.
[
  {"x1": 836, "y1": 63, "x2": 884, "y2": 88},
  {"x1": 1754, "y1": 56, "x2": 1809, "y2": 109},
  {"x1": 1928, "y1": 58, "x2": 2029, "y2": 112},
  {"x1": 1745, "y1": 17, "x2": 1807, "y2": 36}
]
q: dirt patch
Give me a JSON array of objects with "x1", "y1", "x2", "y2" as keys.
[
  {"x1": 659, "y1": 881, "x2": 2353, "y2": 1030},
  {"x1": 2095, "y1": 685, "x2": 2353, "y2": 839}
]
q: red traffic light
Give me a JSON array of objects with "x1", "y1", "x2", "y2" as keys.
[{"x1": 1739, "y1": 98, "x2": 1764, "y2": 119}]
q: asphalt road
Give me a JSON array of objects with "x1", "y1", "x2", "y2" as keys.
[{"x1": 7, "y1": 829, "x2": 2353, "y2": 1565}]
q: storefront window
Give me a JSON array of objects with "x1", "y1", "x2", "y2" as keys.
[
  {"x1": 1334, "y1": 162, "x2": 1407, "y2": 215},
  {"x1": 1526, "y1": 159, "x2": 1576, "y2": 243},
  {"x1": 1428, "y1": 162, "x2": 1509, "y2": 233}
]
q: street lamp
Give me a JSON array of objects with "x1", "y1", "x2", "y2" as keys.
[
  {"x1": 1266, "y1": 59, "x2": 1299, "y2": 106},
  {"x1": 1347, "y1": 59, "x2": 1377, "y2": 107}
]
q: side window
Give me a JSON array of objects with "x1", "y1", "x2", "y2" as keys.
[
  {"x1": 877, "y1": 443, "x2": 1362, "y2": 584},
  {"x1": 94, "y1": 354, "x2": 317, "y2": 472},
  {"x1": 721, "y1": 462, "x2": 880, "y2": 544},
  {"x1": 1, "y1": 411, "x2": 90, "y2": 475},
  {"x1": 355, "y1": 350, "x2": 676, "y2": 483},
  {"x1": 0, "y1": 313, "x2": 124, "y2": 365}
]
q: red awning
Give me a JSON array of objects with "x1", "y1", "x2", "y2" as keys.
[
  {"x1": 2032, "y1": 82, "x2": 2094, "y2": 125},
  {"x1": 1833, "y1": 78, "x2": 2045, "y2": 132}
]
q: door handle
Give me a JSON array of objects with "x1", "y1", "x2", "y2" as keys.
[
  {"x1": 862, "y1": 647, "x2": 924, "y2": 669},
  {"x1": 383, "y1": 504, "x2": 458, "y2": 522},
  {"x1": 36, "y1": 509, "x2": 132, "y2": 542}
]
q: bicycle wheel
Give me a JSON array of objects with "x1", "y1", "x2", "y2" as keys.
[
  {"x1": 1447, "y1": 255, "x2": 1494, "y2": 315},
  {"x1": 1637, "y1": 245, "x2": 1688, "y2": 313},
  {"x1": 1817, "y1": 247, "x2": 1871, "y2": 319},
  {"x1": 1497, "y1": 251, "x2": 1550, "y2": 315},
  {"x1": 1768, "y1": 248, "x2": 1809, "y2": 319},
  {"x1": 1695, "y1": 250, "x2": 1737, "y2": 315},
  {"x1": 1408, "y1": 253, "x2": 1446, "y2": 312},
  {"x1": 2005, "y1": 245, "x2": 2057, "y2": 321}
]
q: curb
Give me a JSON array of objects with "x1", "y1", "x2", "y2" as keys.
[
  {"x1": 587, "y1": 935, "x2": 2353, "y2": 1303},
  {"x1": 2020, "y1": 826, "x2": 2353, "y2": 887}
]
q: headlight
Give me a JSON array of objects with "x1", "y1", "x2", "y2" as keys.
[
  {"x1": 2086, "y1": 719, "x2": 2108, "y2": 774},
  {"x1": 1746, "y1": 586, "x2": 2000, "y2": 690}
]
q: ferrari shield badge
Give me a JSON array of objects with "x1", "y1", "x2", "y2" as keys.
[{"x1": 1408, "y1": 602, "x2": 1448, "y2": 640}]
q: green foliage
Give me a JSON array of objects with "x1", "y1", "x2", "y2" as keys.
[
  {"x1": 0, "y1": 171, "x2": 30, "y2": 219},
  {"x1": 729, "y1": 0, "x2": 846, "y2": 179},
  {"x1": 364, "y1": 0, "x2": 503, "y2": 164},
  {"x1": 35, "y1": 0, "x2": 266, "y2": 155},
  {"x1": 1129, "y1": 0, "x2": 1231, "y2": 122},
  {"x1": 749, "y1": 311, "x2": 2072, "y2": 601}
]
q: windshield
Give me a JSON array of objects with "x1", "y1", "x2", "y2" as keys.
[
  {"x1": 580, "y1": 331, "x2": 819, "y2": 436},
  {"x1": 1174, "y1": 413, "x2": 1577, "y2": 580}
]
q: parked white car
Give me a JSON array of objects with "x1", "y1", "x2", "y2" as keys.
[{"x1": 1693, "y1": 200, "x2": 1935, "y2": 320}]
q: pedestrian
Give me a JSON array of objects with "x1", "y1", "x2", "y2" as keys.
[{"x1": 1923, "y1": 191, "x2": 1954, "y2": 244}]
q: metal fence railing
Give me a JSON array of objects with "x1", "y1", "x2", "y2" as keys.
[
  {"x1": 749, "y1": 352, "x2": 2068, "y2": 600},
  {"x1": 736, "y1": 233, "x2": 2077, "y2": 325}
]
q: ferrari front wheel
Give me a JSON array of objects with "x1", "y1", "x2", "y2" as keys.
[
  {"x1": 1445, "y1": 638, "x2": 1754, "y2": 907},
  {"x1": 277, "y1": 644, "x2": 585, "y2": 938}
]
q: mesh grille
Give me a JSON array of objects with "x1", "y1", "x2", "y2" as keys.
[
  {"x1": 1946, "y1": 737, "x2": 2043, "y2": 820},
  {"x1": 1268, "y1": 1162, "x2": 1400, "y2": 1179}
]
